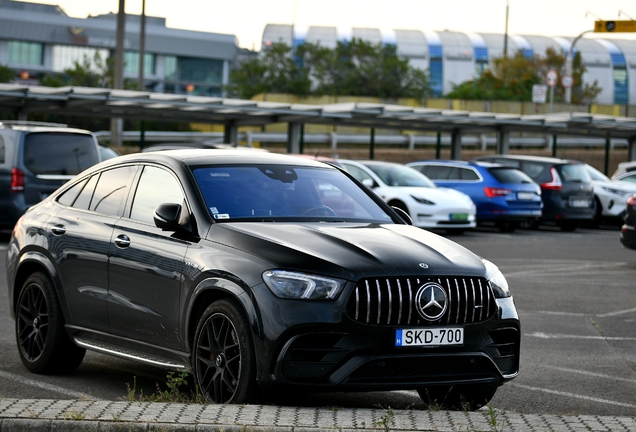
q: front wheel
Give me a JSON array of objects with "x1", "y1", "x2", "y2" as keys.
[
  {"x1": 192, "y1": 299, "x2": 259, "y2": 404},
  {"x1": 16, "y1": 272, "x2": 85, "y2": 374},
  {"x1": 418, "y1": 384, "x2": 497, "y2": 411},
  {"x1": 557, "y1": 220, "x2": 579, "y2": 232}
]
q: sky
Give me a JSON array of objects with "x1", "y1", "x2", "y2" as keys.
[{"x1": 27, "y1": 0, "x2": 636, "y2": 51}]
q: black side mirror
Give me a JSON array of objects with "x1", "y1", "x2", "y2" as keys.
[
  {"x1": 392, "y1": 206, "x2": 413, "y2": 225},
  {"x1": 154, "y1": 203, "x2": 184, "y2": 231}
]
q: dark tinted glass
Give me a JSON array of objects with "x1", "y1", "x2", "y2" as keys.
[
  {"x1": 90, "y1": 166, "x2": 136, "y2": 215},
  {"x1": 23, "y1": 132, "x2": 100, "y2": 175},
  {"x1": 557, "y1": 164, "x2": 591, "y2": 183},
  {"x1": 0, "y1": 136, "x2": 5, "y2": 163},
  {"x1": 488, "y1": 167, "x2": 535, "y2": 184},
  {"x1": 72, "y1": 175, "x2": 98, "y2": 210},
  {"x1": 422, "y1": 165, "x2": 454, "y2": 180},
  {"x1": 130, "y1": 166, "x2": 185, "y2": 224},
  {"x1": 57, "y1": 178, "x2": 88, "y2": 207},
  {"x1": 459, "y1": 168, "x2": 479, "y2": 180}
]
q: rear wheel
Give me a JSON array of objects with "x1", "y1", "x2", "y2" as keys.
[
  {"x1": 417, "y1": 384, "x2": 498, "y2": 411},
  {"x1": 16, "y1": 272, "x2": 85, "y2": 374},
  {"x1": 557, "y1": 220, "x2": 579, "y2": 232},
  {"x1": 192, "y1": 299, "x2": 259, "y2": 404},
  {"x1": 496, "y1": 221, "x2": 517, "y2": 233}
]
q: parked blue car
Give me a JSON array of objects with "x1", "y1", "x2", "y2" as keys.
[{"x1": 407, "y1": 160, "x2": 543, "y2": 232}]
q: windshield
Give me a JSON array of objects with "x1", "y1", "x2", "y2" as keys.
[
  {"x1": 192, "y1": 165, "x2": 394, "y2": 222},
  {"x1": 557, "y1": 164, "x2": 592, "y2": 183},
  {"x1": 584, "y1": 165, "x2": 610, "y2": 182},
  {"x1": 364, "y1": 163, "x2": 436, "y2": 187},
  {"x1": 488, "y1": 167, "x2": 535, "y2": 184}
]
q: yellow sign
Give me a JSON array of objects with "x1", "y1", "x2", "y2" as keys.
[{"x1": 594, "y1": 20, "x2": 636, "y2": 32}]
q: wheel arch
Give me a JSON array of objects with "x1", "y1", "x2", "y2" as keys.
[
  {"x1": 11, "y1": 252, "x2": 61, "y2": 319},
  {"x1": 184, "y1": 276, "x2": 259, "y2": 354}
]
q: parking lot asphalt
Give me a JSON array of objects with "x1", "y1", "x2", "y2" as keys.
[{"x1": 2, "y1": 398, "x2": 636, "y2": 431}]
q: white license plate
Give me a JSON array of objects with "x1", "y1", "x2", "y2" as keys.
[
  {"x1": 395, "y1": 327, "x2": 464, "y2": 347},
  {"x1": 517, "y1": 192, "x2": 535, "y2": 200},
  {"x1": 570, "y1": 199, "x2": 590, "y2": 208}
]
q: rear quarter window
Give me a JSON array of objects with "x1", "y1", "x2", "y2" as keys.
[
  {"x1": 23, "y1": 132, "x2": 99, "y2": 175},
  {"x1": 488, "y1": 168, "x2": 534, "y2": 184},
  {"x1": 557, "y1": 164, "x2": 591, "y2": 183}
]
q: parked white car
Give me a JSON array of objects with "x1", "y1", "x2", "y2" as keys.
[
  {"x1": 585, "y1": 164, "x2": 636, "y2": 224},
  {"x1": 611, "y1": 160, "x2": 636, "y2": 180},
  {"x1": 340, "y1": 160, "x2": 476, "y2": 233}
]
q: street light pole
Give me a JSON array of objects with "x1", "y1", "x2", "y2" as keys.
[{"x1": 565, "y1": 30, "x2": 592, "y2": 104}]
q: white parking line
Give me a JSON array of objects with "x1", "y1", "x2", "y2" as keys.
[
  {"x1": 511, "y1": 383, "x2": 636, "y2": 409},
  {"x1": 597, "y1": 307, "x2": 636, "y2": 318},
  {"x1": 0, "y1": 370, "x2": 99, "y2": 400},
  {"x1": 542, "y1": 365, "x2": 636, "y2": 385},
  {"x1": 525, "y1": 332, "x2": 636, "y2": 341}
]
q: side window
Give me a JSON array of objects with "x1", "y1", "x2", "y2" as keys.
[
  {"x1": 343, "y1": 164, "x2": 374, "y2": 184},
  {"x1": 0, "y1": 135, "x2": 5, "y2": 164},
  {"x1": 72, "y1": 175, "x2": 98, "y2": 210},
  {"x1": 425, "y1": 165, "x2": 453, "y2": 180},
  {"x1": 90, "y1": 166, "x2": 137, "y2": 215},
  {"x1": 460, "y1": 168, "x2": 480, "y2": 181},
  {"x1": 130, "y1": 166, "x2": 185, "y2": 224},
  {"x1": 57, "y1": 178, "x2": 88, "y2": 207}
]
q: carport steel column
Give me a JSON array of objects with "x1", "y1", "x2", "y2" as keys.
[
  {"x1": 287, "y1": 122, "x2": 302, "y2": 153},
  {"x1": 450, "y1": 129, "x2": 462, "y2": 160},
  {"x1": 223, "y1": 122, "x2": 238, "y2": 145},
  {"x1": 497, "y1": 130, "x2": 510, "y2": 155}
]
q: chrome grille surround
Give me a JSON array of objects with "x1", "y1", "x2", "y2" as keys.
[{"x1": 346, "y1": 276, "x2": 496, "y2": 326}]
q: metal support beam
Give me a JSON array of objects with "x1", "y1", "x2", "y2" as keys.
[
  {"x1": 604, "y1": 136, "x2": 611, "y2": 175},
  {"x1": 287, "y1": 122, "x2": 301, "y2": 153},
  {"x1": 628, "y1": 136, "x2": 636, "y2": 162},
  {"x1": 450, "y1": 129, "x2": 462, "y2": 160},
  {"x1": 224, "y1": 122, "x2": 238, "y2": 145},
  {"x1": 369, "y1": 128, "x2": 375, "y2": 160},
  {"x1": 552, "y1": 134, "x2": 557, "y2": 158},
  {"x1": 435, "y1": 132, "x2": 441, "y2": 159},
  {"x1": 497, "y1": 130, "x2": 510, "y2": 155}
]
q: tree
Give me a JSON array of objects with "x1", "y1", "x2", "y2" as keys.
[
  {"x1": 447, "y1": 48, "x2": 601, "y2": 104},
  {"x1": 40, "y1": 52, "x2": 135, "y2": 89},
  {"x1": 0, "y1": 64, "x2": 15, "y2": 83},
  {"x1": 226, "y1": 39, "x2": 432, "y2": 101}
]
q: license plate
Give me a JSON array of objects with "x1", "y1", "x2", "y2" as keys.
[
  {"x1": 449, "y1": 213, "x2": 468, "y2": 221},
  {"x1": 395, "y1": 327, "x2": 464, "y2": 347},
  {"x1": 517, "y1": 192, "x2": 535, "y2": 200},
  {"x1": 570, "y1": 199, "x2": 590, "y2": 208}
]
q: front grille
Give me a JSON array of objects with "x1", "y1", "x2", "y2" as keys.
[{"x1": 346, "y1": 276, "x2": 496, "y2": 326}]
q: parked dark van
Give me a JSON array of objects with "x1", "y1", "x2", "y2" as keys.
[
  {"x1": 0, "y1": 121, "x2": 101, "y2": 228},
  {"x1": 473, "y1": 155, "x2": 595, "y2": 231}
]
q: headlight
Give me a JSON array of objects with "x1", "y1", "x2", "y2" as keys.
[
  {"x1": 410, "y1": 195, "x2": 435, "y2": 205},
  {"x1": 262, "y1": 270, "x2": 345, "y2": 300},
  {"x1": 482, "y1": 259, "x2": 510, "y2": 298},
  {"x1": 601, "y1": 186, "x2": 629, "y2": 196}
]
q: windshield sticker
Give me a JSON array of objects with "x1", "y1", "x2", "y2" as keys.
[
  {"x1": 214, "y1": 214, "x2": 230, "y2": 219},
  {"x1": 209, "y1": 172, "x2": 230, "y2": 177},
  {"x1": 210, "y1": 207, "x2": 219, "y2": 215}
]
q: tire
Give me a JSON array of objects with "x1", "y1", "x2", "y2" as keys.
[
  {"x1": 558, "y1": 220, "x2": 578, "y2": 232},
  {"x1": 417, "y1": 384, "x2": 498, "y2": 411},
  {"x1": 496, "y1": 222, "x2": 517, "y2": 233},
  {"x1": 445, "y1": 228, "x2": 465, "y2": 235},
  {"x1": 518, "y1": 220, "x2": 539, "y2": 230},
  {"x1": 192, "y1": 299, "x2": 259, "y2": 404},
  {"x1": 15, "y1": 272, "x2": 85, "y2": 374}
]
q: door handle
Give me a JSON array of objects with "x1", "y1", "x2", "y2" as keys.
[
  {"x1": 51, "y1": 225, "x2": 66, "y2": 235},
  {"x1": 114, "y1": 234, "x2": 131, "y2": 248}
]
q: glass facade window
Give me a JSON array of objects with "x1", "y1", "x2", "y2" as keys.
[
  {"x1": 8, "y1": 40, "x2": 43, "y2": 65},
  {"x1": 52, "y1": 46, "x2": 109, "y2": 72},
  {"x1": 124, "y1": 51, "x2": 156, "y2": 75},
  {"x1": 164, "y1": 55, "x2": 177, "y2": 80},
  {"x1": 428, "y1": 45, "x2": 443, "y2": 97},
  {"x1": 474, "y1": 47, "x2": 489, "y2": 78},
  {"x1": 610, "y1": 53, "x2": 628, "y2": 105},
  {"x1": 179, "y1": 57, "x2": 223, "y2": 84}
]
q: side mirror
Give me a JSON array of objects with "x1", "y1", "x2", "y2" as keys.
[
  {"x1": 362, "y1": 178, "x2": 375, "y2": 188},
  {"x1": 392, "y1": 206, "x2": 413, "y2": 225},
  {"x1": 154, "y1": 203, "x2": 184, "y2": 231}
]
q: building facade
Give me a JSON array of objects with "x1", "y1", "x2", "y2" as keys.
[
  {"x1": 0, "y1": 0, "x2": 240, "y2": 96},
  {"x1": 263, "y1": 24, "x2": 636, "y2": 105}
]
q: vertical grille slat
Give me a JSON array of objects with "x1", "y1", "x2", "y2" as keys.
[{"x1": 347, "y1": 276, "x2": 496, "y2": 326}]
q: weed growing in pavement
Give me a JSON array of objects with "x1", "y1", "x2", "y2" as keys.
[
  {"x1": 487, "y1": 404, "x2": 506, "y2": 431},
  {"x1": 126, "y1": 371, "x2": 203, "y2": 404},
  {"x1": 62, "y1": 410, "x2": 86, "y2": 420},
  {"x1": 376, "y1": 406, "x2": 395, "y2": 432}
]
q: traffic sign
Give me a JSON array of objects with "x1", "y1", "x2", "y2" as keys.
[
  {"x1": 561, "y1": 74, "x2": 573, "y2": 88},
  {"x1": 532, "y1": 85, "x2": 547, "y2": 103},
  {"x1": 595, "y1": 20, "x2": 636, "y2": 33},
  {"x1": 546, "y1": 69, "x2": 558, "y2": 87}
]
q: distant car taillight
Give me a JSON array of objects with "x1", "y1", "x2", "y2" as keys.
[
  {"x1": 484, "y1": 187, "x2": 511, "y2": 198},
  {"x1": 11, "y1": 167, "x2": 25, "y2": 192},
  {"x1": 541, "y1": 167, "x2": 562, "y2": 191}
]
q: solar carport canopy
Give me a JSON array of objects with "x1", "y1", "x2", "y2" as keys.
[{"x1": 1, "y1": 84, "x2": 636, "y2": 140}]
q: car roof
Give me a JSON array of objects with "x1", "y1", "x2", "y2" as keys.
[
  {"x1": 408, "y1": 160, "x2": 512, "y2": 169},
  {"x1": 475, "y1": 154, "x2": 580, "y2": 165},
  {"x1": 94, "y1": 149, "x2": 335, "y2": 170}
]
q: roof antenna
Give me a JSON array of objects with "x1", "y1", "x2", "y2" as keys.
[
  {"x1": 585, "y1": 11, "x2": 603, "y2": 20},
  {"x1": 619, "y1": 10, "x2": 635, "y2": 20}
]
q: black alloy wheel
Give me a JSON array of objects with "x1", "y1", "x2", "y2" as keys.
[
  {"x1": 193, "y1": 299, "x2": 258, "y2": 404},
  {"x1": 16, "y1": 272, "x2": 85, "y2": 374}
]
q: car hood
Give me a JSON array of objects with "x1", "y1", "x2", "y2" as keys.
[{"x1": 207, "y1": 222, "x2": 486, "y2": 281}]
